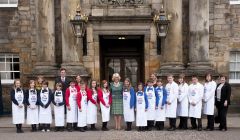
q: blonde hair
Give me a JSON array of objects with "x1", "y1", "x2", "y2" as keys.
[{"x1": 112, "y1": 73, "x2": 121, "y2": 81}]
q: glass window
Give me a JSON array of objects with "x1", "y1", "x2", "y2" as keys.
[
  {"x1": 229, "y1": 51, "x2": 240, "y2": 83},
  {"x1": 0, "y1": 53, "x2": 20, "y2": 84},
  {"x1": 0, "y1": 0, "x2": 18, "y2": 7}
]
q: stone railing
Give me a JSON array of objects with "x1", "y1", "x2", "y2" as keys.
[{"x1": 98, "y1": 0, "x2": 144, "y2": 6}]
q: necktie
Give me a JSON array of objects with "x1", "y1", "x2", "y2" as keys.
[{"x1": 148, "y1": 87, "x2": 153, "y2": 91}]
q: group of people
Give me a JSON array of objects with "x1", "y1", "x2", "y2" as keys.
[{"x1": 11, "y1": 68, "x2": 231, "y2": 133}]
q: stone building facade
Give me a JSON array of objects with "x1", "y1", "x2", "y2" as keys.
[{"x1": 0, "y1": 0, "x2": 240, "y2": 113}]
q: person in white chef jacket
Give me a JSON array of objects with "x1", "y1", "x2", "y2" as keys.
[
  {"x1": 52, "y1": 83, "x2": 65, "y2": 132},
  {"x1": 87, "y1": 80, "x2": 100, "y2": 131},
  {"x1": 188, "y1": 75, "x2": 204, "y2": 131},
  {"x1": 65, "y1": 80, "x2": 78, "y2": 132},
  {"x1": 77, "y1": 81, "x2": 88, "y2": 132},
  {"x1": 25, "y1": 80, "x2": 39, "y2": 132},
  {"x1": 135, "y1": 82, "x2": 148, "y2": 132},
  {"x1": 155, "y1": 79, "x2": 167, "y2": 131},
  {"x1": 11, "y1": 79, "x2": 25, "y2": 133},
  {"x1": 144, "y1": 79, "x2": 159, "y2": 131},
  {"x1": 165, "y1": 74, "x2": 179, "y2": 131},
  {"x1": 123, "y1": 78, "x2": 135, "y2": 131},
  {"x1": 37, "y1": 80, "x2": 53, "y2": 132},
  {"x1": 203, "y1": 73, "x2": 217, "y2": 131},
  {"x1": 99, "y1": 80, "x2": 112, "y2": 131},
  {"x1": 177, "y1": 74, "x2": 189, "y2": 130}
]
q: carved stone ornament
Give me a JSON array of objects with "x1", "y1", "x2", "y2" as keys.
[{"x1": 98, "y1": 0, "x2": 144, "y2": 6}]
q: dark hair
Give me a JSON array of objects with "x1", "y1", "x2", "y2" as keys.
[
  {"x1": 147, "y1": 79, "x2": 154, "y2": 83},
  {"x1": 60, "y1": 68, "x2": 66, "y2": 72},
  {"x1": 90, "y1": 80, "x2": 98, "y2": 90},
  {"x1": 219, "y1": 74, "x2": 228, "y2": 80},
  {"x1": 56, "y1": 82, "x2": 62, "y2": 88},
  {"x1": 191, "y1": 74, "x2": 198, "y2": 79},
  {"x1": 79, "y1": 80, "x2": 85, "y2": 85},
  {"x1": 124, "y1": 78, "x2": 131, "y2": 91},
  {"x1": 42, "y1": 80, "x2": 48, "y2": 86},
  {"x1": 205, "y1": 73, "x2": 213, "y2": 82},
  {"x1": 156, "y1": 78, "x2": 162, "y2": 83},
  {"x1": 167, "y1": 74, "x2": 174, "y2": 78}
]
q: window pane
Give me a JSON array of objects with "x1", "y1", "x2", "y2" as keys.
[
  {"x1": 0, "y1": 0, "x2": 8, "y2": 4},
  {"x1": 230, "y1": 52, "x2": 236, "y2": 62},
  {"x1": 13, "y1": 57, "x2": 19, "y2": 62},
  {"x1": 236, "y1": 62, "x2": 240, "y2": 71},
  {"x1": 0, "y1": 63, "x2": 5, "y2": 71},
  {"x1": 236, "y1": 72, "x2": 240, "y2": 79},
  {"x1": 229, "y1": 72, "x2": 235, "y2": 79},
  {"x1": 230, "y1": 62, "x2": 235, "y2": 71},
  {"x1": 10, "y1": 0, "x2": 18, "y2": 4},
  {"x1": 14, "y1": 72, "x2": 20, "y2": 79},
  {"x1": 13, "y1": 63, "x2": 19, "y2": 71}
]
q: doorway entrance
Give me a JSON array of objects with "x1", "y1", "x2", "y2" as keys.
[{"x1": 100, "y1": 35, "x2": 144, "y2": 87}]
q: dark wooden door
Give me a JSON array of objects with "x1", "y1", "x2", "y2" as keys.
[{"x1": 100, "y1": 35, "x2": 144, "y2": 88}]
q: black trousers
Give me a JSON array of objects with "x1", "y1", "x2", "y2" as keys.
[
  {"x1": 147, "y1": 120, "x2": 154, "y2": 130},
  {"x1": 169, "y1": 118, "x2": 176, "y2": 128},
  {"x1": 179, "y1": 117, "x2": 188, "y2": 129},
  {"x1": 155, "y1": 121, "x2": 164, "y2": 130},
  {"x1": 190, "y1": 117, "x2": 202, "y2": 129},
  {"x1": 216, "y1": 102, "x2": 228, "y2": 129},
  {"x1": 207, "y1": 115, "x2": 215, "y2": 130}
]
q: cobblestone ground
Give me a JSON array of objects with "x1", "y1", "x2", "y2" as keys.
[
  {"x1": 0, "y1": 115, "x2": 239, "y2": 140},
  {"x1": 0, "y1": 128, "x2": 240, "y2": 140}
]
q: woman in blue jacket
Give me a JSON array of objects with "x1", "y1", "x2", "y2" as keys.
[{"x1": 123, "y1": 78, "x2": 135, "y2": 131}]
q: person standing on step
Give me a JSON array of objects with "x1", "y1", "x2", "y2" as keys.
[
  {"x1": 165, "y1": 74, "x2": 179, "y2": 131},
  {"x1": 136, "y1": 82, "x2": 148, "y2": 132},
  {"x1": 87, "y1": 80, "x2": 100, "y2": 131},
  {"x1": 52, "y1": 83, "x2": 65, "y2": 132},
  {"x1": 155, "y1": 79, "x2": 167, "y2": 131},
  {"x1": 11, "y1": 79, "x2": 25, "y2": 133},
  {"x1": 188, "y1": 75, "x2": 204, "y2": 131},
  {"x1": 38, "y1": 80, "x2": 53, "y2": 132},
  {"x1": 77, "y1": 81, "x2": 88, "y2": 132},
  {"x1": 65, "y1": 80, "x2": 78, "y2": 132},
  {"x1": 177, "y1": 74, "x2": 189, "y2": 130},
  {"x1": 25, "y1": 80, "x2": 39, "y2": 132},
  {"x1": 99, "y1": 80, "x2": 112, "y2": 131},
  {"x1": 145, "y1": 79, "x2": 159, "y2": 131},
  {"x1": 203, "y1": 73, "x2": 217, "y2": 131},
  {"x1": 123, "y1": 78, "x2": 135, "y2": 131}
]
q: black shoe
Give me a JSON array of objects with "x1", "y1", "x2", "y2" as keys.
[
  {"x1": 83, "y1": 126, "x2": 88, "y2": 131},
  {"x1": 167, "y1": 127, "x2": 176, "y2": 131},
  {"x1": 54, "y1": 127, "x2": 59, "y2": 132},
  {"x1": 79, "y1": 127, "x2": 85, "y2": 132},
  {"x1": 198, "y1": 127, "x2": 202, "y2": 131},
  {"x1": 102, "y1": 127, "x2": 109, "y2": 131},
  {"x1": 190, "y1": 127, "x2": 197, "y2": 130},
  {"x1": 60, "y1": 127, "x2": 65, "y2": 132}
]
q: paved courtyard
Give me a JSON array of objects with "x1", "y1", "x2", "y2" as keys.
[{"x1": 0, "y1": 115, "x2": 240, "y2": 140}]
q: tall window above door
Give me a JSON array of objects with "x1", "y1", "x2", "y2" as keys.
[
  {"x1": 0, "y1": 0, "x2": 18, "y2": 7},
  {"x1": 229, "y1": 51, "x2": 240, "y2": 83}
]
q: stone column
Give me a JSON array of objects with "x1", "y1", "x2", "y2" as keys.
[
  {"x1": 61, "y1": 0, "x2": 88, "y2": 76},
  {"x1": 159, "y1": 0, "x2": 184, "y2": 74},
  {"x1": 33, "y1": 0, "x2": 57, "y2": 76},
  {"x1": 188, "y1": 0, "x2": 212, "y2": 72}
]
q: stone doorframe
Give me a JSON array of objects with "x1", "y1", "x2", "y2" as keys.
[{"x1": 85, "y1": 17, "x2": 158, "y2": 81}]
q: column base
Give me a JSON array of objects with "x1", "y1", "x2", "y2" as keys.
[
  {"x1": 186, "y1": 62, "x2": 216, "y2": 76},
  {"x1": 32, "y1": 62, "x2": 58, "y2": 77},
  {"x1": 156, "y1": 62, "x2": 185, "y2": 76},
  {"x1": 61, "y1": 62, "x2": 90, "y2": 77}
]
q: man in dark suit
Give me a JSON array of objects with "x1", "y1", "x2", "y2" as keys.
[{"x1": 55, "y1": 68, "x2": 70, "y2": 93}]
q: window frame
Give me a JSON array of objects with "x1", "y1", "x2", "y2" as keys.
[
  {"x1": 0, "y1": 0, "x2": 18, "y2": 8},
  {"x1": 229, "y1": 51, "x2": 240, "y2": 83},
  {"x1": 0, "y1": 53, "x2": 20, "y2": 84}
]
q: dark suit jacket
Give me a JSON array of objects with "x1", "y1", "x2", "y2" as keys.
[
  {"x1": 55, "y1": 77, "x2": 70, "y2": 93},
  {"x1": 215, "y1": 82, "x2": 231, "y2": 106}
]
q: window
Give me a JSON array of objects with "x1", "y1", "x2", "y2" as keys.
[
  {"x1": 0, "y1": 54, "x2": 20, "y2": 84},
  {"x1": 0, "y1": 0, "x2": 18, "y2": 7},
  {"x1": 230, "y1": 0, "x2": 240, "y2": 4},
  {"x1": 229, "y1": 51, "x2": 240, "y2": 83}
]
